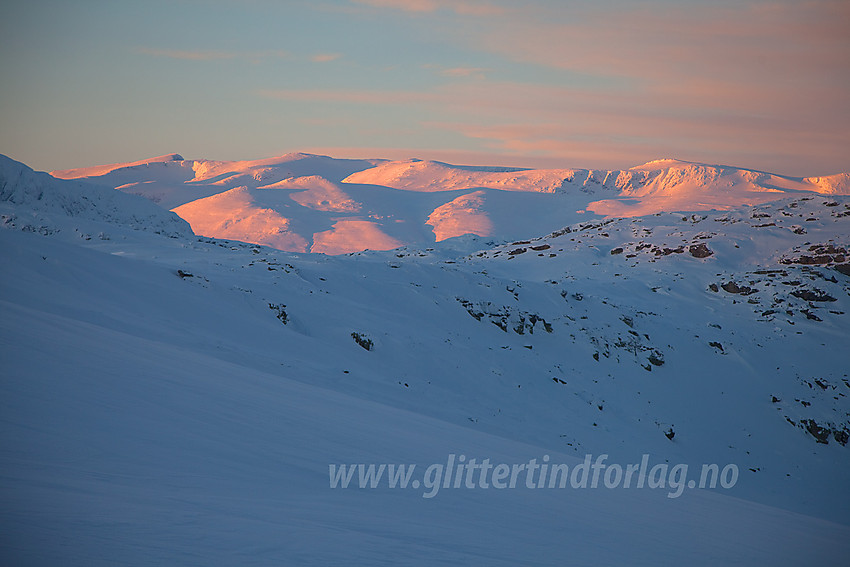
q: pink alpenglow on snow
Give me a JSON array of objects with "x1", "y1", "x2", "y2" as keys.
[
  {"x1": 427, "y1": 190, "x2": 494, "y2": 241},
  {"x1": 172, "y1": 186, "x2": 309, "y2": 252},
  {"x1": 51, "y1": 152, "x2": 850, "y2": 255},
  {"x1": 311, "y1": 219, "x2": 403, "y2": 254}
]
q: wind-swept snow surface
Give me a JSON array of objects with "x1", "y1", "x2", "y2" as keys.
[
  {"x1": 3, "y1": 153, "x2": 850, "y2": 564},
  {"x1": 54, "y1": 153, "x2": 850, "y2": 255}
]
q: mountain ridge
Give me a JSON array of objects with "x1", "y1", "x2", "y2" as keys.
[{"x1": 42, "y1": 152, "x2": 848, "y2": 254}]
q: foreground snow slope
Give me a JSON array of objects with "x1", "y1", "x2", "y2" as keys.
[
  {"x1": 53, "y1": 153, "x2": 850, "y2": 254},
  {"x1": 1, "y1": 155, "x2": 190, "y2": 237},
  {"x1": 3, "y1": 154, "x2": 850, "y2": 564}
]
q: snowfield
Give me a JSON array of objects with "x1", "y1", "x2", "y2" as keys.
[{"x1": 2, "y1": 153, "x2": 850, "y2": 565}]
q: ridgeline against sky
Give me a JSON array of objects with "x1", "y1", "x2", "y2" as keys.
[{"x1": 1, "y1": 0, "x2": 848, "y2": 176}]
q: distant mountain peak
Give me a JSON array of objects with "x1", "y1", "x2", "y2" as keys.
[
  {"x1": 51, "y1": 153, "x2": 185, "y2": 179},
  {"x1": 630, "y1": 158, "x2": 695, "y2": 171}
]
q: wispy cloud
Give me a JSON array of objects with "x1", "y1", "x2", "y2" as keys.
[
  {"x1": 259, "y1": 76, "x2": 849, "y2": 173},
  {"x1": 260, "y1": 1, "x2": 849, "y2": 174},
  {"x1": 311, "y1": 53, "x2": 342, "y2": 63},
  {"x1": 258, "y1": 88, "x2": 441, "y2": 105},
  {"x1": 139, "y1": 48, "x2": 347, "y2": 66},
  {"x1": 351, "y1": 0, "x2": 503, "y2": 16},
  {"x1": 136, "y1": 48, "x2": 290, "y2": 63},
  {"x1": 423, "y1": 64, "x2": 486, "y2": 79},
  {"x1": 471, "y1": 1, "x2": 850, "y2": 83},
  {"x1": 136, "y1": 48, "x2": 238, "y2": 61},
  {"x1": 354, "y1": 0, "x2": 437, "y2": 12}
]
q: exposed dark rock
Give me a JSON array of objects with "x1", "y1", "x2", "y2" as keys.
[
  {"x1": 798, "y1": 255, "x2": 833, "y2": 265},
  {"x1": 810, "y1": 244, "x2": 847, "y2": 255},
  {"x1": 457, "y1": 298, "x2": 552, "y2": 335},
  {"x1": 801, "y1": 309, "x2": 822, "y2": 321},
  {"x1": 791, "y1": 289, "x2": 837, "y2": 302},
  {"x1": 268, "y1": 303, "x2": 288, "y2": 325},
  {"x1": 688, "y1": 243, "x2": 713, "y2": 258},
  {"x1": 647, "y1": 352, "x2": 665, "y2": 366},
  {"x1": 351, "y1": 332, "x2": 374, "y2": 351},
  {"x1": 802, "y1": 419, "x2": 830, "y2": 444},
  {"x1": 721, "y1": 281, "x2": 755, "y2": 295},
  {"x1": 663, "y1": 246, "x2": 684, "y2": 255}
]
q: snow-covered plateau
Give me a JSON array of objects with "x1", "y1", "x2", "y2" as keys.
[{"x1": 2, "y1": 152, "x2": 849, "y2": 565}]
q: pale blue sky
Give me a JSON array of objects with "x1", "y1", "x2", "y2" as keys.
[{"x1": 1, "y1": 0, "x2": 848, "y2": 175}]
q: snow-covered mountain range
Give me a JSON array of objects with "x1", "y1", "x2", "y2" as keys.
[
  {"x1": 52, "y1": 152, "x2": 850, "y2": 254},
  {"x1": 2, "y1": 152, "x2": 849, "y2": 565}
]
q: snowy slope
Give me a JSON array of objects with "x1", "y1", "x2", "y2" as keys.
[
  {"x1": 589, "y1": 159, "x2": 850, "y2": 217},
  {"x1": 52, "y1": 153, "x2": 850, "y2": 255},
  {"x1": 3, "y1": 153, "x2": 850, "y2": 564},
  {"x1": 341, "y1": 158, "x2": 574, "y2": 192},
  {"x1": 1, "y1": 155, "x2": 190, "y2": 237},
  {"x1": 3, "y1": 238, "x2": 847, "y2": 565},
  {"x1": 51, "y1": 153, "x2": 186, "y2": 180},
  {"x1": 53, "y1": 153, "x2": 383, "y2": 210}
]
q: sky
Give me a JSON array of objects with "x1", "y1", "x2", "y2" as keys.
[{"x1": 1, "y1": 0, "x2": 848, "y2": 176}]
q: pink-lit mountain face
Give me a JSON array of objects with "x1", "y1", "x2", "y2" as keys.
[{"x1": 52, "y1": 153, "x2": 850, "y2": 254}]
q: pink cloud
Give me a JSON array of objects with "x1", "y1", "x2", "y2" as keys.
[
  {"x1": 351, "y1": 0, "x2": 503, "y2": 16},
  {"x1": 137, "y1": 48, "x2": 290, "y2": 62},
  {"x1": 354, "y1": 0, "x2": 438, "y2": 12},
  {"x1": 311, "y1": 53, "x2": 342, "y2": 63},
  {"x1": 442, "y1": 67, "x2": 486, "y2": 78},
  {"x1": 472, "y1": 1, "x2": 850, "y2": 83},
  {"x1": 136, "y1": 48, "x2": 237, "y2": 61},
  {"x1": 259, "y1": 74, "x2": 849, "y2": 176},
  {"x1": 423, "y1": 63, "x2": 487, "y2": 79},
  {"x1": 257, "y1": 88, "x2": 441, "y2": 105}
]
